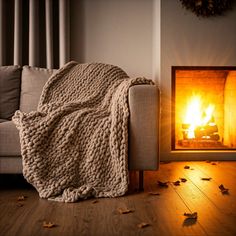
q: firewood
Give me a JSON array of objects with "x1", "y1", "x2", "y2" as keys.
[
  {"x1": 194, "y1": 124, "x2": 219, "y2": 139},
  {"x1": 210, "y1": 134, "x2": 220, "y2": 141},
  {"x1": 205, "y1": 124, "x2": 218, "y2": 134}
]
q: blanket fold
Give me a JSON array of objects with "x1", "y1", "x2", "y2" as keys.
[{"x1": 13, "y1": 61, "x2": 154, "y2": 202}]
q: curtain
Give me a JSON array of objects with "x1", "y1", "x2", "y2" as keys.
[{"x1": 0, "y1": 0, "x2": 70, "y2": 69}]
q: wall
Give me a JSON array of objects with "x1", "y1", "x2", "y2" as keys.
[
  {"x1": 70, "y1": 0, "x2": 236, "y2": 160},
  {"x1": 160, "y1": 0, "x2": 236, "y2": 160},
  {"x1": 70, "y1": 0, "x2": 155, "y2": 79}
]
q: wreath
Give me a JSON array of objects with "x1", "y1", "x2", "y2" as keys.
[{"x1": 179, "y1": 0, "x2": 233, "y2": 17}]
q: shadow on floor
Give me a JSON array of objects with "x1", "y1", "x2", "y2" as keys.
[{"x1": 0, "y1": 174, "x2": 33, "y2": 189}]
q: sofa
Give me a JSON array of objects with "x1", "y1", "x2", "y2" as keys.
[{"x1": 0, "y1": 65, "x2": 159, "y2": 188}]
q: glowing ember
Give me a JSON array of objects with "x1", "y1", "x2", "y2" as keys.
[{"x1": 182, "y1": 95, "x2": 218, "y2": 140}]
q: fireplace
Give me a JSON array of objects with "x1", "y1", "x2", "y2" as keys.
[{"x1": 172, "y1": 66, "x2": 236, "y2": 151}]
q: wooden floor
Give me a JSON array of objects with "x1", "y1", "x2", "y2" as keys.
[{"x1": 1, "y1": 161, "x2": 236, "y2": 236}]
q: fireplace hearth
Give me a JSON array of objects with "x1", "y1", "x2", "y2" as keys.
[{"x1": 172, "y1": 66, "x2": 236, "y2": 151}]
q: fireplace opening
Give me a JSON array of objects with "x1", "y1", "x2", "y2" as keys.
[{"x1": 172, "y1": 66, "x2": 236, "y2": 150}]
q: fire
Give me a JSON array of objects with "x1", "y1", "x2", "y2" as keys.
[{"x1": 183, "y1": 95, "x2": 215, "y2": 139}]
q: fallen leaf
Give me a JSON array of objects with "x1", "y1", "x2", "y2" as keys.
[
  {"x1": 184, "y1": 166, "x2": 190, "y2": 169},
  {"x1": 17, "y1": 196, "x2": 27, "y2": 201},
  {"x1": 201, "y1": 177, "x2": 212, "y2": 181},
  {"x1": 219, "y1": 184, "x2": 229, "y2": 194},
  {"x1": 137, "y1": 222, "x2": 150, "y2": 228},
  {"x1": 148, "y1": 191, "x2": 160, "y2": 196},
  {"x1": 43, "y1": 221, "x2": 56, "y2": 228},
  {"x1": 180, "y1": 178, "x2": 187, "y2": 182},
  {"x1": 183, "y1": 216, "x2": 197, "y2": 226},
  {"x1": 92, "y1": 200, "x2": 98, "y2": 204},
  {"x1": 157, "y1": 181, "x2": 168, "y2": 187},
  {"x1": 173, "y1": 180, "x2": 180, "y2": 186},
  {"x1": 211, "y1": 162, "x2": 217, "y2": 165},
  {"x1": 184, "y1": 212, "x2": 198, "y2": 219},
  {"x1": 117, "y1": 208, "x2": 134, "y2": 214}
]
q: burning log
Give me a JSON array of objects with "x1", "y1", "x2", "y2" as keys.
[
  {"x1": 195, "y1": 124, "x2": 218, "y2": 135},
  {"x1": 182, "y1": 123, "x2": 219, "y2": 141},
  {"x1": 194, "y1": 124, "x2": 219, "y2": 140},
  {"x1": 210, "y1": 134, "x2": 220, "y2": 141},
  {"x1": 179, "y1": 96, "x2": 223, "y2": 146}
]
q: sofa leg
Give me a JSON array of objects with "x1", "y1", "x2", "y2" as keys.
[{"x1": 139, "y1": 170, "x2": 144, "y2": 191}]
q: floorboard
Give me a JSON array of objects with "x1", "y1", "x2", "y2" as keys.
[
  {"x1": 153, "y1": 161, "x2": 236, "y2": 236},
  {"x1": 1, "y1": 161, "x2": 236, "y2": 236}
]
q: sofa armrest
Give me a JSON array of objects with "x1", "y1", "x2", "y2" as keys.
[{"x1": 128, "y1": 85, "x2": 159, "y2": 170}]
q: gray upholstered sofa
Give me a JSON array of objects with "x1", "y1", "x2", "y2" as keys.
[{"x1": 0, "y1": 65, "x2": 159, "y2": 188}]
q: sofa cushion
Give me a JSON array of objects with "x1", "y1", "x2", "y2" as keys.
[
  {"x1": 0, "y1": 119, "x2": 8, "y2": 123},
  {"x1": 0, "y1": 65, "x2": 22, "y2": 120},
  {"x1": 20, "y1": 66, "x2": 57, "y2": 113},
  {"x1": 0, "y1": 121, "x2": 21, "y2": 156}
]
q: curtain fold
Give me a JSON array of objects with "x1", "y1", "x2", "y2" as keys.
[
  {"x1": 45, "y1": 0, "x2": 53, "y2": 69},
  {"x1": 29, "y1": 0, "x2": 39, "y2": 67},
  {"x1": 14, "y1": 0, "x2": 22, "y2": 65},
  {"x1": 0, "y1": 0, "x2": 4, "y2": 65},
  {"x1": 0, "y1": 0, "x2": 70, "y2": 69},
  {"x1": 59, "y1": 0, "x2": 69, "y2": 68}
]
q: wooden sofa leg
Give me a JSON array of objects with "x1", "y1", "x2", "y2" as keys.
[{"x1": 139, "y1": 171, "x2": 144, "y2": 191}]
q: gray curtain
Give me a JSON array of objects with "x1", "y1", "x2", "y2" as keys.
[{"x1": 0, "y1": 0, "x2": 70, "y2": 69}]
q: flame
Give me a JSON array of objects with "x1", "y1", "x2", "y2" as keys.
[{"x1": 183, "y1": 95, "x2": 215, "y2": 139}]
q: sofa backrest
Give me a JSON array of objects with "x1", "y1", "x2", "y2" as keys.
[
  {"x1": 0, "y1": 65, "x2": 22, "y2": 120},
  {"x1": 20, "y1": 66, "x2": 57, "y2": 113}
]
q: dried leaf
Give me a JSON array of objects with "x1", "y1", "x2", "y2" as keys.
[
  {"x1": 137, "y1": 222, "x2": 150, "y2": 228},
  {"x1": 157, "y1": 181, "x2": 169, "y2": 187},
  {"x1": 17, "y1": 196, "x2": 27, "y2": 201},
  {"x1": 92, "y1": 200, "x2": 98, "y2": 204},
  {"x1": 173, "y1": 180, "x2": 181, "y2": 186},
  {"x1": 43, "y1": 221, "x2": 56, "y2": 228},
  {"x1": 206, "y1": 160, "x2": 217, "y2": 165},
  {"x1": 184, "y1": 212, "x2": 198, "y2": 219},
  {"x1": 148, "y1": 191, "x2": 160, "y2": 196},
  {"x1": 219, "y1": 184, "x2": 229, "y2": 194},
  {"x1": 184, "y1": 166, "x2": 190, "y2": 169},
  {"x1": 180, "y1": 178, "x2": 187, "y2": 182},
  {"x1": 201, "y1": 177, "x2": 212, "y2": 181},
  {"x1": 117, "y1": 208, "x2": 134, "y2": 214}
]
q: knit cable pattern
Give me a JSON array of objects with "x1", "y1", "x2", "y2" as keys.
[{"x1": 12, "y1": 61, "x2": 154, "y2": 202}]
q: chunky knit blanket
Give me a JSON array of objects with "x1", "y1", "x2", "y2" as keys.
[{"x1": 13, "y1": 61, "x2": 153, "y2": 202}]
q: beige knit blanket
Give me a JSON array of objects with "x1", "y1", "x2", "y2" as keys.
[{"x1": 13, "y1": 61, "x2": 153, "y2": 202}]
